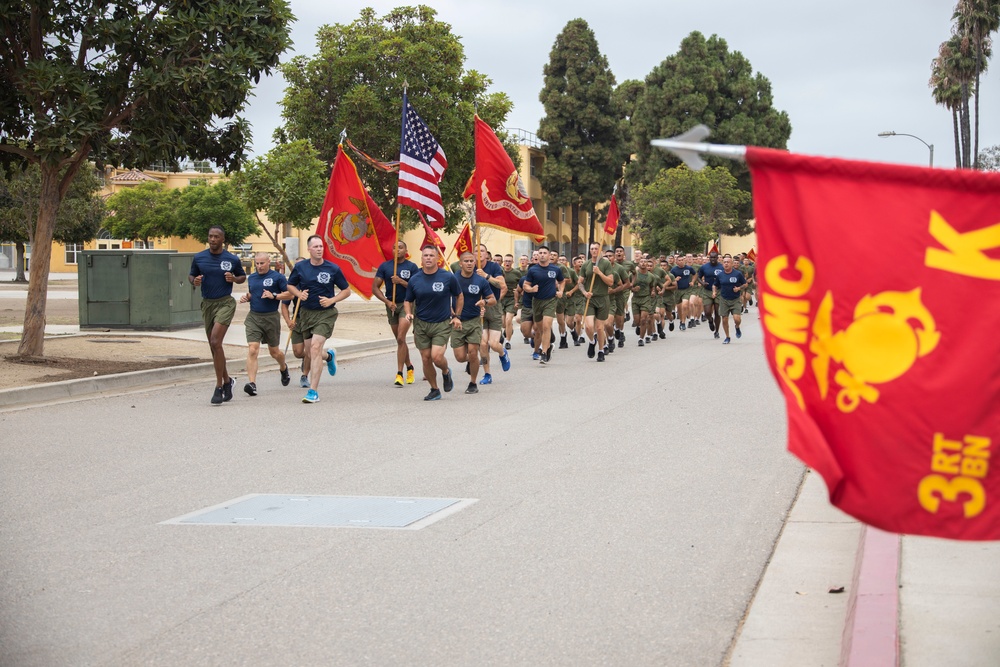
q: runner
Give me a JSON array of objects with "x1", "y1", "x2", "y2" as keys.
[
  {"x1": 670, "y1": 255, "x2": 696, "y2": 331},
  {"x1": 373, "y1": 240, "x2": 419, "y2": 387},
  {"x1": 404, "y1": 245, "x2": 462, "y2": 401},
  {"x1": 631, "y1": 257, "x2": 655, "y2": 346},
  {"x1": 286, "y1": 235, "x2": 351, "y2": 404},
  {"x1": 453, "y1": 251, "x2": 495, "y2": 393},
  {"x1": 579, "y1": 242, "x2": 614, "y2": 362},
  {"x1": 713, "y1": 254, "x2": 748, "y2": 344},
  {"x1": 696, "y1": 251, "x2": 724, "y2": 338},
  {"x1": 475, "y1": 244, "x2": 509, "y2": 385},
  {"x1": 188, "y1": 225, "x2": 247, "y2": 405},
  {"x1": 501, "y1": 254, "x2": 523, "y2": 351},
  {"x1": 555, "y1": 254, "x2": 578, "y2": 349},
  {"x1": 280, "y1": 257, "x2": 310, "y2": 388},
  {"x1": 522, "y1": 246, "x2": 566, "y2": 364},
  {"x1": 238, "y1": 252, "x2": 291, "y2": 396}
]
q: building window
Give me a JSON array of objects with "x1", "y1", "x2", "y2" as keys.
[
  {"x1": 65, "y1": 243, "x2": 84, "y2": 265},
  {"x1": 561, "y1": 209, "x2": 566, "y2": 223}
]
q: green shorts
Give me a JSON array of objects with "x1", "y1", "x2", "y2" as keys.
[
  {"x1": 700, "y1": 289, "x2": 719, "y2": 306},
  {"x1": 201, "y1": 296, "x2": 236, "y2": 338},
  {"x1": 720, "y1": 297, "x2": 743, "y2": 317},
  {"x1": 585, "y1": 294, "x2": 610, "y2": 321},
  {"x1": 481, "y1": 302, "x2": 503, "y2": 331},
  {"x1": 532, "y1": 297, "x2": 557, "y2": 321},
  {"x1": 632, "y1": 297, "x2": 652, "y2": 315},
  {"x1": 385, "y1": 303, "x2": 404, "y2": 325},
  {"x1": 680, "y1": 287, "x2": 696, "y2": 302},
  {"x1": 451, "y1": 318, "x2": 483, "y2": 348},
  {"x1": 614, "y1": 292, "x2": 626, "y2": 316},
  {"x1": 556, "y1": 296, "x2": 568, "y2": 315},
  {"x1": 520, "y1": 305, "x2": 534, "y2": 323},
  {"x1": 244, "y1": 309, "x2": 281, "y2": 347},
  {"x1": 663, "y1": 289, "x2": 679, "y2": 308},
  {"x1": 413, "y1": 318, "x2": 452, "y2": 350},
  {"x1": 297, "y1": 307, "x2": 338, "y2": 340},
  {"x1": 501, "y1": 294, "x2": 517, "y2": 315}
]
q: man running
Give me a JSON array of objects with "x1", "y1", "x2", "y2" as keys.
[
  {"x1": 404, "y1": 245, "x2": 462, "y2": 401},
  {"x1": 286, "y1": 235, "x2": 351, "y2": 404},
  {"x1": 522, "y1": 245, "x2": 565, "y2": 364},
  {"x1": 476, "y1": 243, "x2": 509, "y2": 385},
  {"x1": 579, "y1": 242, "x2": 614, "y2": 362},
  {"x1": 501, "y1": 254, "x2": 523, "y2": 350},
  {"x1": 453, "y1": 251, "x2": 495, "y2": 393},
  {"x1": 631, "y1": 257, "x2": 655, "y2": 346},
  {"x1": 188, "y1": 225, "x2": 246, "y2": 405},
  {"x1": 697, "y1": 251, "x2": 724, "y2": 338},
  {"x1": 239, "y1": 252, "x2": 291, "y2": 396},
  {"x1": 713, "y1": 254, "x2": 748, "y2": 344},
  {"x1": 373, "y1": 240, "x2": 418, "y2": 387},
  {"x1": 670, "y1": 255, "x2": 696, "y2": 331}
]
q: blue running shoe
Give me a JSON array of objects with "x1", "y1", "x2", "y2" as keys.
[
  {"x1": 480, "y1": 373, "x2": 493, "y2": 385},
  {"x1": 500, "y1": 351, "x2": 511, "y2": 372},
  {"x1": 532, "y1": 352, "x2": 540, "y2": 361},
  {"x1": 443, "y1": 369, "x2": 454, "y2": 393},
  {"x1": 735, "y1": 327, "x2": 742, "y2": 339},
  {"x1": 723, "y1": 337, "x2": 731, "y2": 345},
  {"x1": 325, "y1": 349, "x2": 337, "y2": 376},
  {"x1": 302, "y1": 389, "x2": 319, "y2": 403}
]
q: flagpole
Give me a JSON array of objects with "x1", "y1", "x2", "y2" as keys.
[
  {"x1": 580, "y1": 229, "x2": 607, "y2": 327},
  {"x1": 649, "y1": 124, "x2": 746, "y2": 171}
]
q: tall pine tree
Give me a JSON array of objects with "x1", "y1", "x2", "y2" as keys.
[{"x1": 537, "y1": 19, "x2": 622, "y2": 256}]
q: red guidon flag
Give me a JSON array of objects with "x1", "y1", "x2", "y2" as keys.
[
  {"x1": 452, "y1": 222, "x2": 474, "y2": 258},
  {"x1": 465, "y1": 116, "x2": 544, "y2": 242},
  {"x1": 746, "y1": 247, "x2": 757, "y2": 262},
  {"x1": 315, "y1": 145, "x2": 388, "y2": 298},
  {"x1": 746, "y1": 146, "x2": 1000, "y2": 540},
  {"x1": 603, "y1": 194, "x2": 620, "y2": 237},
  {"x1": 418, "y1": 212, "x2": 448, "y2": 269}
]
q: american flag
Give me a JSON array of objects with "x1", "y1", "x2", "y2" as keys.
[{"x1": 398, "y1": 93, "x2": 448, "y2": 227}]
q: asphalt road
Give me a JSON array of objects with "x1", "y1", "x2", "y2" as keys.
[{"x1": 0, "y1": 312, "x2": 804, "y2": 666}]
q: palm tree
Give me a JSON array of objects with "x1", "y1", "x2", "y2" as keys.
[
  {"x1": 930, "y1": 51, "x2": 965, "y2": 167},
  {"x1": 952, "y1": 0, "x2": 999, "y2": 169}
]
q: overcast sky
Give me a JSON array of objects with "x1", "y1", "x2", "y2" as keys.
[{"x1": 243, "y1": 0, "x2": 999, "y2": 169}]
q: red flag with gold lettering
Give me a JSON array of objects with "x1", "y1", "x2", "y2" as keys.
[
  {"x1": 418, "y1": 212, "x2": 447, "y2": 269},
  {"x1": 452, "y1": 222, "x2": 474, "y2": 258},
  {"x1": 315, "y1": 146, "x2": 387, "y2": 298},
  {"x1": 465, "y1": 116, "x2": 545, "y2": 242},
  {"x1": 746, "y1": 146, "x2": 1000, "y2": 540}
]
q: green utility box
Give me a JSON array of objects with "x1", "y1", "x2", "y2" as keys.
[{"x1": 78, "y1": 250, "x2": 203, "y2": 330}]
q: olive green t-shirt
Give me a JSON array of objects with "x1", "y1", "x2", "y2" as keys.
[
  {"x1": 632, "y1": 271, "x2": 654, "y2": 297},
  {"x1": 580, "y1": 258, "x2": 614, "y2": 297},
  {"x1": 560, "y1": 266, "x2": 578, "y2": 296},
  {"x1": 504, "y1": 267, "x2": 523, "y2": 294}
]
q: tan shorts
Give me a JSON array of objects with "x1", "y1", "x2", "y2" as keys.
[
  {"x1": 720, "y1": 297, "x2": 743, "y2": 317},
  {"x1": 244, "y1": 309, "x2": 281, "y2": 347},
  {"x1": 413, "y1": 318, "x2": 452, "y2": 350},
  {"x1": 297, "y1": 307, "x2": 338, "y2": 341},
  {"x1": 201, "y1": 296, "x2": 236, "y2": 338}
]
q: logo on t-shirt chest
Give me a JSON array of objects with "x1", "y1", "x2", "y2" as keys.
[
  {"x1": 220, "y1": 260, "x2": 232, "y2": 271},
  {"x1": 432, "y1": 282, "x2": 444, "y2": 293},
  {"x1": 318, "y1": 272, "x2": 331, "y2": 284}
]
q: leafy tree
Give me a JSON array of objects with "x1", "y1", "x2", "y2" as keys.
[
  {"x1": 231, "y1": 139, "x2": 327, "y2": 264},
  {"x1": 0, "y1": 0, "x2": 293, "y2": 356},
  {"x1": 537, "y1": 19, "x2": 622, "y2": 256},
  {"x1": 277, "y1": 5, "x2": 512, "y2": 230},
  {"x1": 607, "y1": 79, "x2": 644, "y2": 246},
  {"x1": 174, "y1": 180, "x2": 258, "y2": 246},
  {"x1": 105, "y1": 183, "x2": 178, "y2": 246},
  {"x1": 628, "y1": 31, "x2": 791, "y2": 198},
  {"x1": 0, "y1": 163, "x2": 104, "y2": 282},
  {"x1": 979, "y1": 144, "x2": 1000, "y2": 170},
  {"x1": 628, "y1": 165, "x2": 751, "y2": 255}
]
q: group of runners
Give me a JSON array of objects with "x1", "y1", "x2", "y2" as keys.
[{"x1": 188, "y1": 225, "x2": 759, "y2": 404}]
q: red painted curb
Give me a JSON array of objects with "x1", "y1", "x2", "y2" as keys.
[{"x1": 840, "y1": 526, "x2": 900, "y2": 667}]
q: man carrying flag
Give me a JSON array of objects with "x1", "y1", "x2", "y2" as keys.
[
  {"x1": 404, "y1": 245, "x2": 462, "y2": 401},
  {"x1": 373, "y1": 240, "x2": 419, "y2": 387},
  {"x1": 398, "y1": 92, "x2": 448, "y2": 226}
]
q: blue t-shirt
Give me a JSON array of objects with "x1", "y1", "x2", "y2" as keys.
[
  {"x1": 478, "y1": 260, "x2": 504, "y2": 300},
  {"x1": 404, "y1": 269, "x2": 461, "y2": 323},
  {"x1": 287, "y1": 260, "x2": 349, "y2": 310},
  {"x1": 189, "y1": 249, "x2": 246, "y2": 300},
  {"x1": 716, "y1": 269, "x2": 747, "y2": 300},
  {"x1": 518, "y1": 275, "x2": 533, "y2": 309},
  {"x1": 374, "y1": 259, "x2": 419, "y2": 304},
  {"x1": 524, "y1": 263, "x2": 565, "y2": 301},
  {"x1": 670, "y1": 265, "x2": 695, "y2": 290},
  {"x1": 455, "y1": 273, "x2": 493, "y2": 320},
  {"x1": 246, "y1": 269, "x2": 287, "y2": 314},
  {"x1": 697, "y1": 262, "x2": 724, "y2": 290}
]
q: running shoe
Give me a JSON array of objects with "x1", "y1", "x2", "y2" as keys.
[
  {"x1": 325, "y1": 348, "x2": 337, "y2": 376},
  {"x1": 480, "y1": 373, "x2": 493, "y2": 385},
  {"x1": 532, "y1": 352, "x2": 541, "y2": 361},
  {"x1": 505, "y1": 342, "x2": 511, "y2": 350},
  {"x1": 701, "y1": 314, "x2": 707, "y2": 322},
  {"x1": 708, "y1": 320, "x2": 715, "y2": 332},
  {"x1": 394, "y1": 373, "x2": 404, "y2": 387},
  {"x1": 659, "y1": 332, "x2": 666, "y2": 339},
  {"x1": 222, "y1": 378, "x2": 234, "y2": 402},
  {"x1": 244, "y1": 382, "x2": 257, "y2": 396},
  {"x1": 635, "y1": 326, "x2": 641, "y2": 336},
  {"x1": 559, "y1": 338, "x2": 568, "y2": 349},
  {"x1": 573, "y1": 336, "x2": 581, "y2": 347},
  {"x1": 617, "y1": 338, "x2": 624, "y2": 348},
  {"x1": 466, "y1": 382, "x2": 479, "y2": 394},
  {"x1": 646, "y1": 336, "x2": 652, "y2": 343},
  {"x1": 587, "y1": 341, "x2": 596, "y2": 358},
  {"x1": 465, "y1": 362, "x2": 470, "y2": 375},
  {"x1": 300, "y1": 374, "x2": 309, "y2": 388},
  {"x1": 523, "y1": 337, "x2": 530, "y2": 344},
  {"x1": 280, "y1": 367, "x2": 290, "y2": 386},
  {"x1": 736, "y1": 327, "x2": 742, "y2": 339},
  {"x1": 500, "y1": 351, "x2": 511, "y2": 372},
  {"x1": 668, "y1": 322, "x2": 675, "y2": 332},
  {"x1": 638, "y1": 339, "x2": 645, "y2": 347},
  {"x1": 723, "y1": 337, "x2": 731, "y2": 345},
  {"x1": 714, "y1": 331, "x2": 720, "y2": 339},
  {"x1": 424, "y1": 388, "x2": 442, "y2": 401},
  {"x1": 679, "y1": 323, "x2": 686, "y2": 331},
  {"x1": 406, "y1": 366, "x2": 415, "y2": 384},
  {"x1": 539, "y1": 351, "x2": 548, "y2": 365},
  {"x1": 624, "y1": 312, "x2": 630, "y2": 322},
  {"x1": 211, "y1": 386, "x2": 224, "y2": 405},
  {"x1": 597, "y1": 351, "x2": 605, "y2": 362},
  {"x1": 302, "y1": 389, "x2": 319, "y2": 403},
  {"x1": 443, "y1": 369, "x2": 454, "y2": 392}
]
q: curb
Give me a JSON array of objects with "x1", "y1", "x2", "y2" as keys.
[
  {"x1": 840, "y1": 526, "x2": 901, "y2": 666},
  {"x1": 0, "y1": 338, "x2": 397, "y2": 409}
]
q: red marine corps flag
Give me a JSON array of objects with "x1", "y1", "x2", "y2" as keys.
[
  {"x1": 315, "y1": 145, "x2": 388, "y2": 298},
  {"x1": 744, "y1": 147, "x2": 1000, "y2": 540},
  {"x1": 464, "y1": 116, "x2": 544, "y2": 242},
  {"x1": 451, "y1": 222, "x2": 474, "y2": 258},
  {"x1": 603, "y1": 194, "x2": 620, "y2": 237}
]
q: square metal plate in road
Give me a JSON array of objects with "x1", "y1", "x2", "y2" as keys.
[{"x1": 162, "y1": 494, "x2": 476, "y2": 530}]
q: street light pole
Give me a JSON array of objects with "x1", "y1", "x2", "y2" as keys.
[{"x1": 878, "y1": 131, "x2": 934, "y2": 167}]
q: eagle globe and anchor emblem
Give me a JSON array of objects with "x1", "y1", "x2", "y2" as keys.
[{"x1": 328, "y1": 196, "x2": 375, "y2": 245}]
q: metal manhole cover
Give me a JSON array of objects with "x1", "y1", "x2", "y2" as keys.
[
  {"x1": 162, "y1": 494, "x2": 477, "y2": 530},
  {"x1": 88, "y1": 339, "x2": 140, "y2": 343}
]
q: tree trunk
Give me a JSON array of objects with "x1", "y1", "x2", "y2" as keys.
[
  {"x1": 17, "y1": 166, "x2": 61, "y2": 357},
  {"x1": 960, "y1": 88, "x2": 972, "y2": 168},
  {"x1": 973, "y1": 69, "x2": 981, "y2": 169},
  {"x1": 953, "y1": 108, "x2": 961, "y2": 168},
  {"x1": 14, "y1": 241, "x2": 27, "y2": 283},
  {"x1": 570, "y1": 202, "x2": 580, "y2": 257}
]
